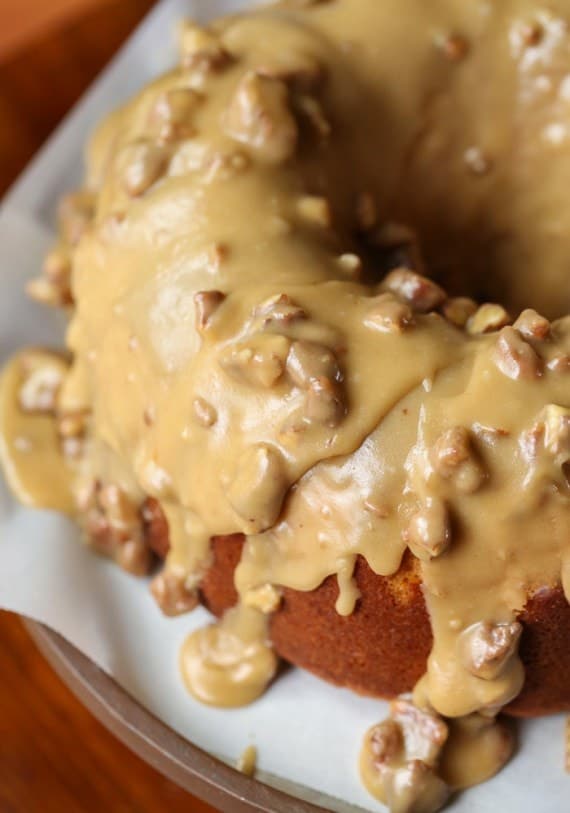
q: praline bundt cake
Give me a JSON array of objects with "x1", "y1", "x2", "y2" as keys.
[{"x1": 2, "y1": 0, "x2": 570, "y2": 809}]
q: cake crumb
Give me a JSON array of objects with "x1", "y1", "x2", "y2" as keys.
[{"x1": 237, "y1": 744, "x2": 258, "y2": 777}]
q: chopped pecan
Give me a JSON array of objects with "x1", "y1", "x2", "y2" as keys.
[
  {"x1": 391, "y1": 699, "x2": 449, "y2": 767},
  {"x1": 369, "y1": 719, "x2": 403, "y2": 765},
  {"x1": 441, "y1": 297, "x2": 477, "y2": 328},
  {"x1": 227, "y1": 444, "x2": 287, "y2": 533},
  {"x1": 286, "y1": 340, "x2": 340, "y2": 388},
  {"x1": 441, "y1": 33, "x2": 469, "y2": 61},
  {"x1": 57, "y1": 411, "x2": 88, "y2": 459},
  {"x1": 405, "y1": 498, "x2": 451, "y2": 561},
  {"x1": 385, "y1": 760, "x2": 450, "y2": 813},
  {"x1": 150, "y1": 88, "x2": 201, "y2": 142},
  {"x1": 540, "y1": 404, "x2": 570, "y2": 462},
  {"x1": 383, "y1": 269, "x2": 446, "y2": 314},
  {"x1": 236, "y1": 745, "x2": 258, "y2": 777},
  {"x1": 142, "y1": 497, "x2": 170, "y2": 558},
  {"x1": 459, "y1": 621, "x2": 522, "y2": 680},
  {"x1": 43, "y1": 247, "x2": 72, "y2": 286},
  {"x1": 178, "y1": 21, "x2": 230, "y2": 71},
  {"x1": 121, "y1": 140, "x2": 167, "y2": 197},
  {"x1": 337, "y1": 253, "x2": 363, "y2": 277},
  {"x1": 26, "y1": 275, "x2": 73, "y2": 308},
  {"x1": 361, "y1": 700, "x2": 450, "y2": 813},
  {"x1": 513, "y1": 20, "x2": 544, "y2": 49},
  {"x1": 513, "y1": 308, "x2": 551, "y2": 341},
  {"x1": 464, "y1": 146, "x2": 493, "y2": 176},
  {"x1": 254, "y1": 293, "x2": 306, "y2": 328},
  {"x1": 192, "y1": 396, "x2": 217, "y2": 427},
  {"x1": 80, "y1": 483, "x2": 152, "y2": 576},
  {"x1": 431, "y1": 426, "x2": 486, "y2": 494},
  {"x1": 219, "y1": 334, "x2": 291, "y2": 388},
  {"x1": 194, "y1": 290, "x2": 226, "y2": 333},
  {"x1": 494, "y1": 326, "x2": 542, "y2": 381},
  {"x1": 547, "y1": 353, "x2": 570, "y2": 373},
  {"x1": 255, "y1": 54, "x2": 323, "y2": 90},
  {"x1": 18, "y1": 353, "x2": 67, "y2": 414},
  {"x1": 203, "y1": 150, "x2": 251, "y2": 183},
  {"x1": 467, "y1": 303, "x2": 511, "y2": 335},
  {"x1": 243, "y1": 583, "x2": 282, "y2": 614},
  {"x1": 58, "y1": 191, "x2": 95, "y2": 246},
  {"x1": 296, "y1": 195, "x2": 332, "y2": 228},
  {"x1": 304, "y1": 376, "x2": 345, "y2": 428},
  {"x1": 151, "y1": 569, "x2": 199, "y2": 616},
  {"x1": 364, "y1": 293, "x2": 415, "y2": 334},
  {"x1": 223, "y1": 71, "x2": 298, "y2": 163}
]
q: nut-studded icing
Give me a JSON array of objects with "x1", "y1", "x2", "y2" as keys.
[{"x1": 2, "y1": 1, "x2": 570, "y2": 811}]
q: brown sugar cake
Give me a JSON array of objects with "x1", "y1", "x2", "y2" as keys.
[{"x1": 1, "y1": 0, "x2": 570, "y2": 809}]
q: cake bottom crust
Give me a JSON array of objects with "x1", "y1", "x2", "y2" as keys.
[{"x1": 199, "y1": 535, "x2": 570, "y2": 718}]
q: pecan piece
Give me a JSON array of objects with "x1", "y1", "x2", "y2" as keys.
[
  {"x1": 431, "y1": 426, "x2": 486, "y2": 494},
  {"x1": 364, "y1": 293, "x2": 415, "y2": 334},
  {"x1": 254, "y1": 293, "x2": 306, "y2": 328},
  {"x1": 286, "y1": 340, "x2": 340, "y2": 388},
  {"x1": 304, "y1": 376, "x2": 345, "y2": 428},
  {"x1": 441, "y1": 297, "x2": 477, "y2": 328},
  {"x1": 391, "y1": 699, "x2": 449, "y2": 766},
  {"x1": 385, "y1": 759, "x2": 450, "y2": 813},
  {"x1": 494, "y1": 326, "x2": 542, "y2": 381},
  {"x1": 121, "y1": 140, "x2": 167, "y2": 197},
  {"x1": 80, "y1": 483, "x2": 152, "y2": 576},
  {"x1": 368, "y1": 719, "x2": 403, "y2": 766},
  {"x1": 178, "y1": 21, "x2": 230, "y2": 71},
  {"x1": 441, "y1": 33, "x2": 470, "y2": 61},
  {"x1": 405, "y1": 498, "x2": 451, "y2": 561},
  {"x1": 383, "y1": 268, "x2": 446, "y2": 314},
  {"x1": 192, "y1": 396, "x2": 217, "y2": 428},
  {"x1": 513, "y1": 308, "x2": 551, "y2": 341},
  {"x1": 227, "y1": 444, "x2": 287, "y2": 533},
  {"x1": 540, "y1": 404, "x2": 570, "y2": 463},
  {"x1": 150, "y1": 88, "x2": 201, "y2": 142},
  {"x1": 467, "y1": 303, "x2": 510, "y2": 335},
  {"x1": 219, "y1": 334, "x2": 290, "y2": 388},
  {"x1": 58, "y1": 191, "x2": 95, "y2": 245},
  {"x1": 361, "y1": 700, "x2": 450, "y2": 813},
  {"x1": 459, "y1": 621, "x2": 522, "y2": 680},
  {"x1": 142, "y1": 497, "x2": 170, "y2": 558},
  {"x1": 296, "y1": 195, "x2": 332, "y2": 228},
  {"x1": 223, "y1": 71, "x2": 298, "y2": 164},
  {"x1": 151, "y1": 569, "x2": 199, "y2": 616},
  {"x1": 43, "y1": 246, "x2": 72, "y2": 287},
  {"x1": 243, "y1": 583, "x2": 282, "y2": 614},
  {"x1": 194, "y1": 290, "x2": 226, "y2": 333},
  {"x1": 18, "y1": 353, "x2": 67, "y2": 414},
  {"x1": 337, "y1": 253, "x2": 362, "y2": 277}
]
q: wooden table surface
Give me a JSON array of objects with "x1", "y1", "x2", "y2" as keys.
[{"x1": 0, "y1": 3, "x2": 216, "y2": 811}]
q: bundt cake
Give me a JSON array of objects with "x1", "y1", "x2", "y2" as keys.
[{"x1": 2, "y1": 0, "x2": 570, "y2": 810}]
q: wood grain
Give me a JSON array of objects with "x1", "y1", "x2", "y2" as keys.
[
  {"x1": 0, "y1": 0, "x2": 155, "y2": 195},
  {"x1": 0, "y1": 0, "x2": 103, "y2": 61},
  {"x1": 0, "y1": 612, "x2": 217, "y2": 813},
  {"x1": 0, "y1": 2, "x2": 216, "y2": 810}
]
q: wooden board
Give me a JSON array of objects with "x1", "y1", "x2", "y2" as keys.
[{"x1": 0, "y1": 2, "x2": 215, "y2": 810}]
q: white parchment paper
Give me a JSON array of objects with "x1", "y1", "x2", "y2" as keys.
[{"x1": 0, "y1": 2, "x2": 567, "y2": 810}]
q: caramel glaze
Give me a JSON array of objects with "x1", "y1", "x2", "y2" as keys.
[{"x1": 2, "y1": 1, "x2": 570, "y2": 810}]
